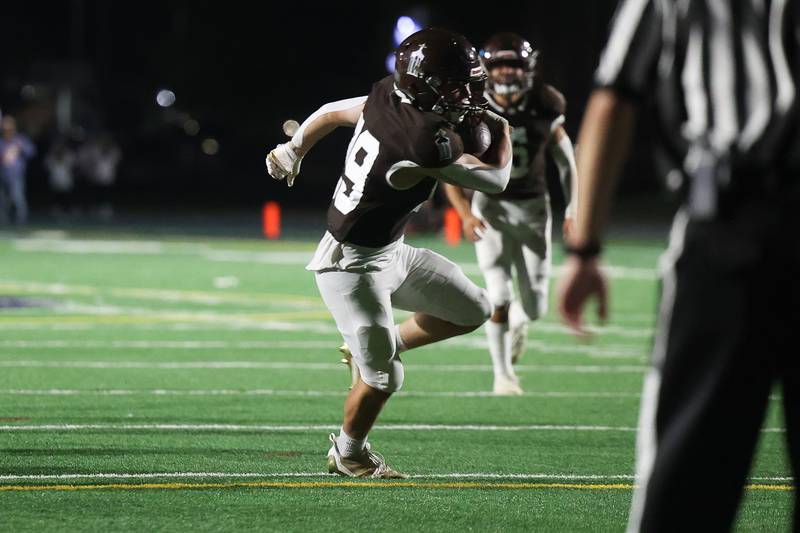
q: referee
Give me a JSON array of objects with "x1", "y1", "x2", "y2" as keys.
[{"x1": 557, "y1": 0, "x2": 799, "y2": 531}]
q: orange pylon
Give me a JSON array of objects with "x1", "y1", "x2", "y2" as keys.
[
  {"x1": 444, "y1": 207, "x2": 461, "y2": 246},
  {"x1": 263, "y1": 201, "x2": 281, "y2": 239}
]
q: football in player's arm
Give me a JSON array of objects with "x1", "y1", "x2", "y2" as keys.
[
  {"x1": 443, "y1": 32, "x2": 579, "y2": 395},
  {"x1": 266, "y1": 28, "x2": 512, "y2": 478}
]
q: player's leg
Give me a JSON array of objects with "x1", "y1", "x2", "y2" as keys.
[
  {"x1": 470, "y1": 199, "x2": 520, "y2": 392},
  {"x1": 392, "y1": 244, "x2": 491, "y2": 346},
  {"x1": 315, "y1": 269, "x2": 405, "y2": 478},
  {"x1": 509, "y1": 195, "x2": 551, "y2": 364},
  {"x1": 628, "y1": 212, "x2": 773, "y2": 532}
]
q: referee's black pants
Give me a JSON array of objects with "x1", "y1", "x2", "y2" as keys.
[{"x1": 630, "y1": 183, "x2": 800, "y2": 533}]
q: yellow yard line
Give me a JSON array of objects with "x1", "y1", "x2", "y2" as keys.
[{"x1": 0, "y1": 480, "x2": 793, "y2": 492}]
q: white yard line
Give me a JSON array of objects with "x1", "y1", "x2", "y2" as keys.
[
  {"x1": 0, "y1": 471, "x2": 791, "y2": 482},
  {"x1": 0, "y1": 423, "x2": 637, "y2": 432},
  {"x1": 0, "y1": 360, "x2": 648, "y2": 373},
  {"x1": 0, "y1": 388, "x2": 642, "y2": 399},
  {"x1": 11, "y1": 238, "x2": 658, "y2": 280},
  {"x1": 0, "y1": 423, "x2": 785, "y2": 433},
  {"x1": 0, "y1": 339, "x2": 647, "y2": 360}
]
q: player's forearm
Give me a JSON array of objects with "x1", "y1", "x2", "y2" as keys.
[
  {"x1": 438, "y1": 154, "x2": 512, "y2": 194},
  {"x1": 571, "y1": 89, "x2": 636, "y2": 248},
  {"x1": 290, "y1": 97, "x2": 366, "y2": 156},
  {"x1": 550, "y1": 127, "x2": 578, "y2": 217},
  {"x1": 443, "y1": 184, "x2": 473, "y2": 218}
]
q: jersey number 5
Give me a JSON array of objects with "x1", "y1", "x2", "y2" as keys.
[{"x1": 334, "y1": 120, "x2": 380, "y2": 215}]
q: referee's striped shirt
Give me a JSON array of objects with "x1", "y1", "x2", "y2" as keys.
[{"x1": 595, "y1": 0, "x2": 799, "y2": 191}]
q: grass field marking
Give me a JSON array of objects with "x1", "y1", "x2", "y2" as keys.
[
  {"x1": 0, "y1": 315, "x2": 653, "y2": 341},
  {"x1": 0, "y1": 423, "x2": 785, "y2": 433},
  {"x1": 0, "y1": 360, "x2": 648, "y2": 373},
  {"x1": 0, "y1": 481, "x2": 636, "y2": 492},
  {"x1": 10, "y1": 238, "x2": 657, "y2": 281},
  {"x1": 0, "y1": 423, "x2": 639, "y2": 432},
  {"x1": 0, "y1": 310, "x2": 333, "y2": 327},
  {"x1": 0, "y1": 388, "x2": 643, "y2": 399},
  {"x1": 0, "y1": 339, "x2": 648, "y2": 359},
  {"x1": 0, "y1": 423, "x2": 784, "y2": 433},
  {"x1": 0, "y1": 279, "x2": 323, "y2": 307},
  {"x1": 0, "y1": 481, "x2": 792, "y2": 493},
  {"x1": 0, "y1": 472, "x2": 791, "y2": 482}
]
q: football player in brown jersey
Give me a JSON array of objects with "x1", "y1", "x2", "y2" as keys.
[
  {"x1": 443, "y1": 32, "x2": 579, "y2": 395},
  {"x1": 266, "y1": 28, "x2": 513, "y2": 477}
]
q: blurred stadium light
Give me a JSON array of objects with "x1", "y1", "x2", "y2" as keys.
[
  {"x1": 156, "y1": 89, "x2": 176, "y2": 107},
  {"x1": 201, "y1": 138, "x2": 219, "y2": 155},
  {"x1": 393, "y1": 16, "x2": 421, "y2": 46},
  {"x1": 386, "y1": 15, "x2": 422, "y2": 73}
]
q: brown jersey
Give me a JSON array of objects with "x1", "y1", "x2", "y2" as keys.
[
  {"x1": 327, "y1": 76, "x2": 464, "y2": 247},
  {"x1": 486, "y1": 83, "x2": 566, "y2": 200}
]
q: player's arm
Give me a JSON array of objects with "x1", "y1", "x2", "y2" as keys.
[
  {"x1": 556, "y1": 89, "x2": 636, "y2": 335},
  {"x1": 548, "y1": 125, "x2": 579, "y2": 237},
  {"x1": 442, "y1": 184, "x2": 487, "y2": 242},
  {"x1": 434, "y1": 110, "x2": 513, "y2": 193},
  {"x1": 266, "y1": 96, "x2": 366, "y2": 187},
  {"x1": 556, "y1": 0, "x2": 662, "y2": 336}
]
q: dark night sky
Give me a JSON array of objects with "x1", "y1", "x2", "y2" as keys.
[{"x1": 2, "y1": 1, "x2": 661, "y2": 209}]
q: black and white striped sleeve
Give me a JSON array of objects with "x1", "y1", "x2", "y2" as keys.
[{"x1": 594, "y1": 0, "x2": 664, "y2": 100}]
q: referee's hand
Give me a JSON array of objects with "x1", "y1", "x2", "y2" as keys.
[{"x1": 556, "y1": 255, "x2": 608, "y2": 338}]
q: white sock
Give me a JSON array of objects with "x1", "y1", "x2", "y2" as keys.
[
  {"x1": 485, "y1": 320, "x2": 511, "y2": 379},
  {"x1": 394, "y1": 324, "x2": 407, "y2": 353},
  {"x1": 336, "y1": 428, "x2": 367, "y2": 458}
]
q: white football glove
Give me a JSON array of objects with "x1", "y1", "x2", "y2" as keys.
[
  {"x1": 266, "y1": 142, "x2": 302, "y2": 187},
  {"x1": 481, "y1": 109, "x2": 510, "y2": 131}
]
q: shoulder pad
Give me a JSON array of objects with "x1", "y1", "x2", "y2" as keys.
[{"x1": 539, "y1": 84, "x2": 566, "y2": 116}]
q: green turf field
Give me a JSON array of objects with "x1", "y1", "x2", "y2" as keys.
[{"x1": 0, "y1": 230, "x2": 793, "y2": 531}]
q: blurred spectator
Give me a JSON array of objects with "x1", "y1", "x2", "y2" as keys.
[
  {"x1": 44, "y1": 139, "x2": 76, "y2": 218},
  {"x1": 0, "y1": 116, "x2": 36, "y2": 225},
  {"x1": 77, "y1": 133, "x2": 121, "y2": 219}
]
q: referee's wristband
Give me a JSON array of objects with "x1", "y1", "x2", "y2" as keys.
[{"x1": 564, "y1": 241, "x2": 603, "y2": 259}]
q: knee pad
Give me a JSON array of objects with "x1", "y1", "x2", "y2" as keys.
[
  {"x1": 354, "y1": 325, "x2": 404, "y2": 393},
  {"x1": 358, "y1": 357, "x2": 405, "y2": 393},
  {"x1": 483, "y1": 269, "x2": 512, "y2": 309},
  {"x1": 476, "y1": 288, "x2": 492, "y2": 323}
]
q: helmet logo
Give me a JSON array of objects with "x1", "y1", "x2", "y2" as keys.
[{"x1": 407, "y1": 43, "x2": 426, "y2": 77}]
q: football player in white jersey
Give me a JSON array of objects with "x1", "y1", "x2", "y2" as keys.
[
  {"x1": 267, "y1": 29, "x2": 513, "y2": 477},
  {"x1": 444, "y1": 33, "x2": 579, "y2": 395}
]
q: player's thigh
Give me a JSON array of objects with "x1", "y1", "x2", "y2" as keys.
[
  {"x1": 512, "y1": 223, "x2": 551, "y2": 319},
  {"x1": 315, "y1": 270, "x2": 397, "y2": 366},
  {"x1": 474, "y1": 219, "x2": 514, "y2": 307},
  {"x1": 391, "y1": 245, "x2": 490, "y2": 326}
]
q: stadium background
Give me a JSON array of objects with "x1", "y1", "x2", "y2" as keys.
[
  {"x1": 1, "y1": 0, "x2": 669, "y2": 231},
  {"x1": 3, "y1": 2, "x2": 790, "y2": 531}
]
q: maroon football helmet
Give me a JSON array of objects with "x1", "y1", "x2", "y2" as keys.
[
  {"x1": 395, "y1": 28, "x2": 488, "y2": 123},
  {"x1": 480, "y1": 32, "x2": 539, "y2": 97}
]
